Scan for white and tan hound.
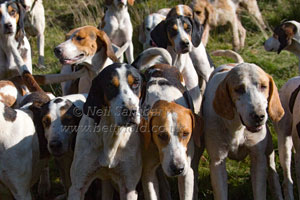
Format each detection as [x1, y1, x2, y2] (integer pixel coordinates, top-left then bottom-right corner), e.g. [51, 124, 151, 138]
[100, 0, 135, 63]
[203, 63, 284, 200]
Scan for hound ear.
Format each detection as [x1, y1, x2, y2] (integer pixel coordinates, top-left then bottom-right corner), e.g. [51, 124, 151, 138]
[96, 29, 119, 62]
[213, 76, 235, 120]
[29, 102, 51, 159]
[277, 22, 297, 54]
[139, 116, 152, 150]
[267, 74, 284, 122]
[150, 20, 169, 49]
[15, 3, 26, 45]
[190, 16, 203, 47]
[105, 0, 113, 5]
[190, 111, 203, 148]
[138, 21, 146, 44]
[128, 0, 135, 6]
[83, 76, 105, 124]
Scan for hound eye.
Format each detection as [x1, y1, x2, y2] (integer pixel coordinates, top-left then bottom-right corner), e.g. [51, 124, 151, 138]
[235, 87, 245, 94]
[131, 80, 139, 89]
[260, 85, 267, 91]
[158, 132, 169, 141]
[182, 132, 189, 138]
[9, 10, 16, 16]
[195, 11, 201, 15]
[76, 36, 84, 41]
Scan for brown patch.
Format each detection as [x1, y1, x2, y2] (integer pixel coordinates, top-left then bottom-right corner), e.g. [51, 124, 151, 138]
[266, 73, 284, 122]
[112, 76, 120, 87]
[168, 5, 193, 18]
[19, 48, 28, 62]
[127, 74, 134, 86]
[3, 105, 17, 122]
[42, 115, 51, 129]
[0, 94, 16, 107]
[173, 24, 178, 31]
[67, 26, 118, 62]
[7, 5, 19, 22]
[128, 0, 135, 6]
[22, 71, 44, 93]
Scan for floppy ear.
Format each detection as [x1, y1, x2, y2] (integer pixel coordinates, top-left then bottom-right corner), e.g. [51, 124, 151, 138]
[29, 102, 51, 159]
[190, 16, 203, 47]
[139, 116, 152, 150]
[190, 111, 203, 148]
[213, 76, 235, 120]
[267, 74, 284, 122]
[83, 77, 105, 125]
[128, 0, 135, 6]
[105, 0, 113, 5]
[96, 29, 119, 62]
[277, 23, 297, 54]
[15, 3, 26, 46]
[138, 22, 146, 44]
[150, 20, 169, 49]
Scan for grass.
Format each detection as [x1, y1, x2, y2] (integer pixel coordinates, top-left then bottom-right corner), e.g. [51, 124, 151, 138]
[28, 0, 300, 199]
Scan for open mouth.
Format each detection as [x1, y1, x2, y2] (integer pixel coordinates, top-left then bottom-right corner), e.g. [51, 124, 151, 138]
[60, 53, 85, 65]
[239, 115, 263, 133]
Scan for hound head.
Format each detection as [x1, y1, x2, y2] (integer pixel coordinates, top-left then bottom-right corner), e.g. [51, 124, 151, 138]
[54, 26, 118, 65]
[213, 63, 284, 132]
[140, 100, 202, 177]
[190, 0, 215, 26]
[264, 21, 300, 54]
[83, 63, 143, 126]
[139, 13, 166, 49]
[105, 0, 135, 8]
[0, 1, 25, 41]
[151, 5, 203, 53]
[39, 95, 86, 157]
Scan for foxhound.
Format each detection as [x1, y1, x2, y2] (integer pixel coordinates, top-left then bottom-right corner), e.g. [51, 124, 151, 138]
[68, 63, 143, 200]
[0, 0, 32, 79]
[100, 0, 135, 63]
[273, 77, 300, 200]
[203, 63, 284, 200]
[140, 64, 202, 200]
[191, 0, 246, 50]
[54, 26, 119, 95]
[20, 0, 45, 69]
[150, 5, 204, 114]
[264, 20, 300, 73]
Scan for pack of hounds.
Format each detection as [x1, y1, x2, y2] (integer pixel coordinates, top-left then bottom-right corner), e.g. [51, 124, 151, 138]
[0, 0, 299, 199]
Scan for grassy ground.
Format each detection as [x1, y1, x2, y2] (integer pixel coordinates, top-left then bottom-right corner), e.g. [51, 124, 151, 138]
[29, 0, 300, 199]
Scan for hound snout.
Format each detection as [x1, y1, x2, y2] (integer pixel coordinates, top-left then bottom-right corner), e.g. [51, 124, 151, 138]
[121, 106, 139, 125]
[250, 112, 265, 123]
[49, 140, 63, 156]
[4, 23, 13, 33]
[54, 47, 63, 58]
[170, 162, 185, 176]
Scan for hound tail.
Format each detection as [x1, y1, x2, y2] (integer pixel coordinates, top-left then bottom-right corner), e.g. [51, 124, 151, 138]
[211, 50, 244, 63]
[132, 47, 172, 72]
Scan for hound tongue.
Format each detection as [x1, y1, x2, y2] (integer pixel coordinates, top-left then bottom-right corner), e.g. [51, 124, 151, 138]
[246, 125, 263, 133]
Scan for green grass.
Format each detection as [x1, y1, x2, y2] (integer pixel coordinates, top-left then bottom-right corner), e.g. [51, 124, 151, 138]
[28, 0, 300, 199]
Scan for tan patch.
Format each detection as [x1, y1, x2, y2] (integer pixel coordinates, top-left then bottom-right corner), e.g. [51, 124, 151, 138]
[283, 23, 296, 39]
[167, 32, 175, 48]
[42, 115, 51, 128]
[127, 74, 134, 86]
[183, 23, 188, 30]
[128, 0, 135, 6]
[173, 24, 178, 31]
[7, 5, 19, 23]
[0, 94, 16, 107]
[59, 105, 69, 117]
[112, 76, 120, 87]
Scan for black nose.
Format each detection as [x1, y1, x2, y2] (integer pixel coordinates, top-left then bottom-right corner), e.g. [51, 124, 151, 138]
[54, 47, 62, 57]
[251, 112, 265, 123]
[49, 140, 62, 150]
[180, 40, 189, 48]
[170, 162, 184, 176]
[4, 23, 12, 29]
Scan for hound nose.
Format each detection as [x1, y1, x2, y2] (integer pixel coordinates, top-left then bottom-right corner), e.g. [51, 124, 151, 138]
[4, 23, 12, 29]
[49, 140, 62, 150]
[170, 162, 184, 176]
[251, 112, 265, 123]
[54, 47, 62, 57]
[180, 40, 189, 48]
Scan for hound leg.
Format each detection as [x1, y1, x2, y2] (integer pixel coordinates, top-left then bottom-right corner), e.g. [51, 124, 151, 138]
[125, 41, 134, 64]
[278, 131, 294, 200]
[230, 16, 241, 51]
[267, 151, 283, 200]
[142, 164, 160, 200]
[157, 166, 172, 200]
[250, 150, 267, 200]
[243, 0, 267, 30]
[68, 148, 99, 200]
[37, 167, 51, 199]
[237, 19, 246, 49]
[210, 158, 228, 200]
[37, 33, 45, 69]
[178, 167, 194, 200]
